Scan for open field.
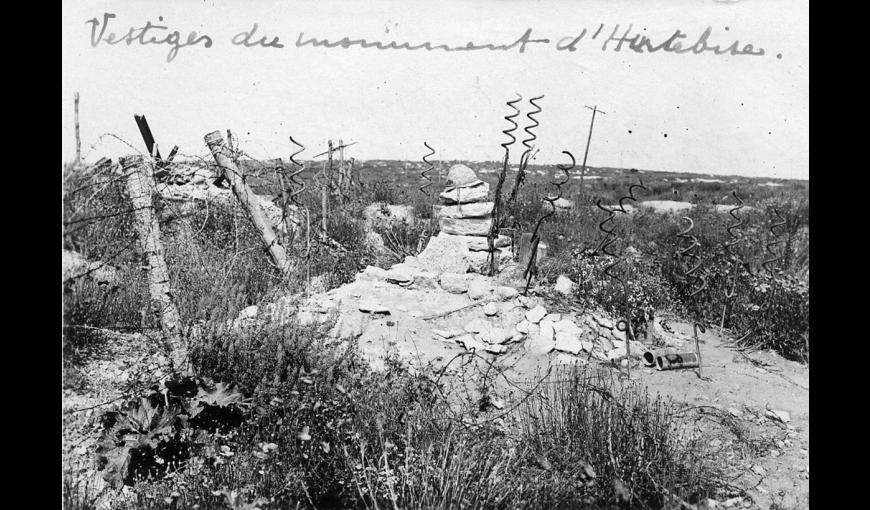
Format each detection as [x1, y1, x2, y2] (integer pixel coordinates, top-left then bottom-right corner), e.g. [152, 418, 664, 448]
[63, 151, 808, 510]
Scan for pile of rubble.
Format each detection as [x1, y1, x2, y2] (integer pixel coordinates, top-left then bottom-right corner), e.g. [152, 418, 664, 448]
[230, 163, 693, 370]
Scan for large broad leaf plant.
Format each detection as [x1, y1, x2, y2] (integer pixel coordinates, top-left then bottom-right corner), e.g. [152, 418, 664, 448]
[95, 376, 248, 488]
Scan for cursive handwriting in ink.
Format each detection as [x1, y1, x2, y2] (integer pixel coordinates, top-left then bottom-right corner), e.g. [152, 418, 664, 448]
[601, 24, 764, 56]
[232, 23, 284, 48]
[556, 28, 587, 52]
[85, 12, 213, 62]
[295, 28, 549, 53]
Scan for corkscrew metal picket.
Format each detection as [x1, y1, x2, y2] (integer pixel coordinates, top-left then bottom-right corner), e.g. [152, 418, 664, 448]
[595, 179, 647, 377]
[420, 142, 436, 196]
[487, 94, 523, 275]
[285, 136, 312, 290]
[617, 179, 646, 214]
[523, 150, 573, 292]
[677, 216, 707, 378]
[762, 206, 786, 274]
[287, 136, 307, 207]
[720, 190, 745, 328]
[508, 95, 544, 206]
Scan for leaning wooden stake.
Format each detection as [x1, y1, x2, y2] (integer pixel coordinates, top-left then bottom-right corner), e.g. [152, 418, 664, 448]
[204, 131, 291, 275]
[120, 155, 185, 365]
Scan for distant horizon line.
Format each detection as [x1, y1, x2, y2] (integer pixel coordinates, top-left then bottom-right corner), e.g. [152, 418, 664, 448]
[64, 155, 808, 182]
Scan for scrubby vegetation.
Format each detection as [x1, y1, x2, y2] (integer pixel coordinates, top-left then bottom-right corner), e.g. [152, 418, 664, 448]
[66, 320, 733, 509]
[63, 158, 807, 508]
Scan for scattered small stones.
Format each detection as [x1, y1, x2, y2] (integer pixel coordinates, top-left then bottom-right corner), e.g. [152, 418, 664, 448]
[455, 334, 486, 352]
[361, 266, 388, 280]
[553, 319, 585, 354]
[358, 301, 390, 314]
[552, 197, 574, 210]
[538, 319, 556, 343]
[494, 286, 519, 300]
[554, 275, 575, 295]
[464, 318, 489, 334]
[484, 343, 507, 354]
[467, 280, 492, 300]
[766, 409, 791, 424]
[515, 320, 531, 334]
[440, 273, 469, 294]
[517, 296, 534, 308]
[526, 305, 547, 324]
[238, 305, 259, 320]
[526, 325, 556, 354]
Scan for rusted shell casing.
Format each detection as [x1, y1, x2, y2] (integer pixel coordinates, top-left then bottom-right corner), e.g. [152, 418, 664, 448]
[655, 352, 700, 371]
[642, 347, 678, 367]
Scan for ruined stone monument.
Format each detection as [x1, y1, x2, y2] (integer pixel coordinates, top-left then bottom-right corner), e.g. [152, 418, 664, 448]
[417, 164, 512, 273]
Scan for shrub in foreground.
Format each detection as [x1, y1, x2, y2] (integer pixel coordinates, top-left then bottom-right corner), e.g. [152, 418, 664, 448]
[68, 318, 732, 509]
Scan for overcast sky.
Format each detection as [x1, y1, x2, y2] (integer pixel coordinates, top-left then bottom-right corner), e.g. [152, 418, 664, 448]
[61, 0, 808, 179]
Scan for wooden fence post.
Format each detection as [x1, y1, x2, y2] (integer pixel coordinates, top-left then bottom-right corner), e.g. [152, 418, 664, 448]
[74, 92, 82, 166]
[120, 155, 184, 363]
[204, 131, 292, 275]
[321, 147, 329, 235]
[337, 138, 345, 196]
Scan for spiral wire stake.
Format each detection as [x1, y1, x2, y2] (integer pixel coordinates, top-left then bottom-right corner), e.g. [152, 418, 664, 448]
[720, 190, 746, 329]
[523, 151, 573, 293]
[677, 216, 708, 379]
[285, 135, 312, 296]
[508, 95, 544, 208]
[594, 179, 647, 377]
[762, 206, 786, 275]
[420, 142, 436, 197]
[487, 93, 522, 275]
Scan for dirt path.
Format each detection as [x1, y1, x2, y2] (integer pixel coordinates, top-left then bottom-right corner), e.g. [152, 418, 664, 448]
[633, 322, 809, 509]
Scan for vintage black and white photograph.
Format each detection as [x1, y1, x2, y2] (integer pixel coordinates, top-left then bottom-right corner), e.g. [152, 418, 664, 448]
[62, 1, 809, 508]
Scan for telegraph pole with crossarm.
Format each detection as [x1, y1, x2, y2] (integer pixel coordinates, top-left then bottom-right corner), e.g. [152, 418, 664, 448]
[579, 105, 606, 193]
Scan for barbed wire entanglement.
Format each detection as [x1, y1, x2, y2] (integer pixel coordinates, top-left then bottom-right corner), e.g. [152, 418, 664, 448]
[487, 93, 522, 276]
[63, 130, 355, 346]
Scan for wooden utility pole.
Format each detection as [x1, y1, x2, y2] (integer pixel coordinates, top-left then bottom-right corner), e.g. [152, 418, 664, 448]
[579, 105, 606, 192]
[74, 93, 82, 166]
[204, 131, 291, 274]
[120, 155, 184, 363]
